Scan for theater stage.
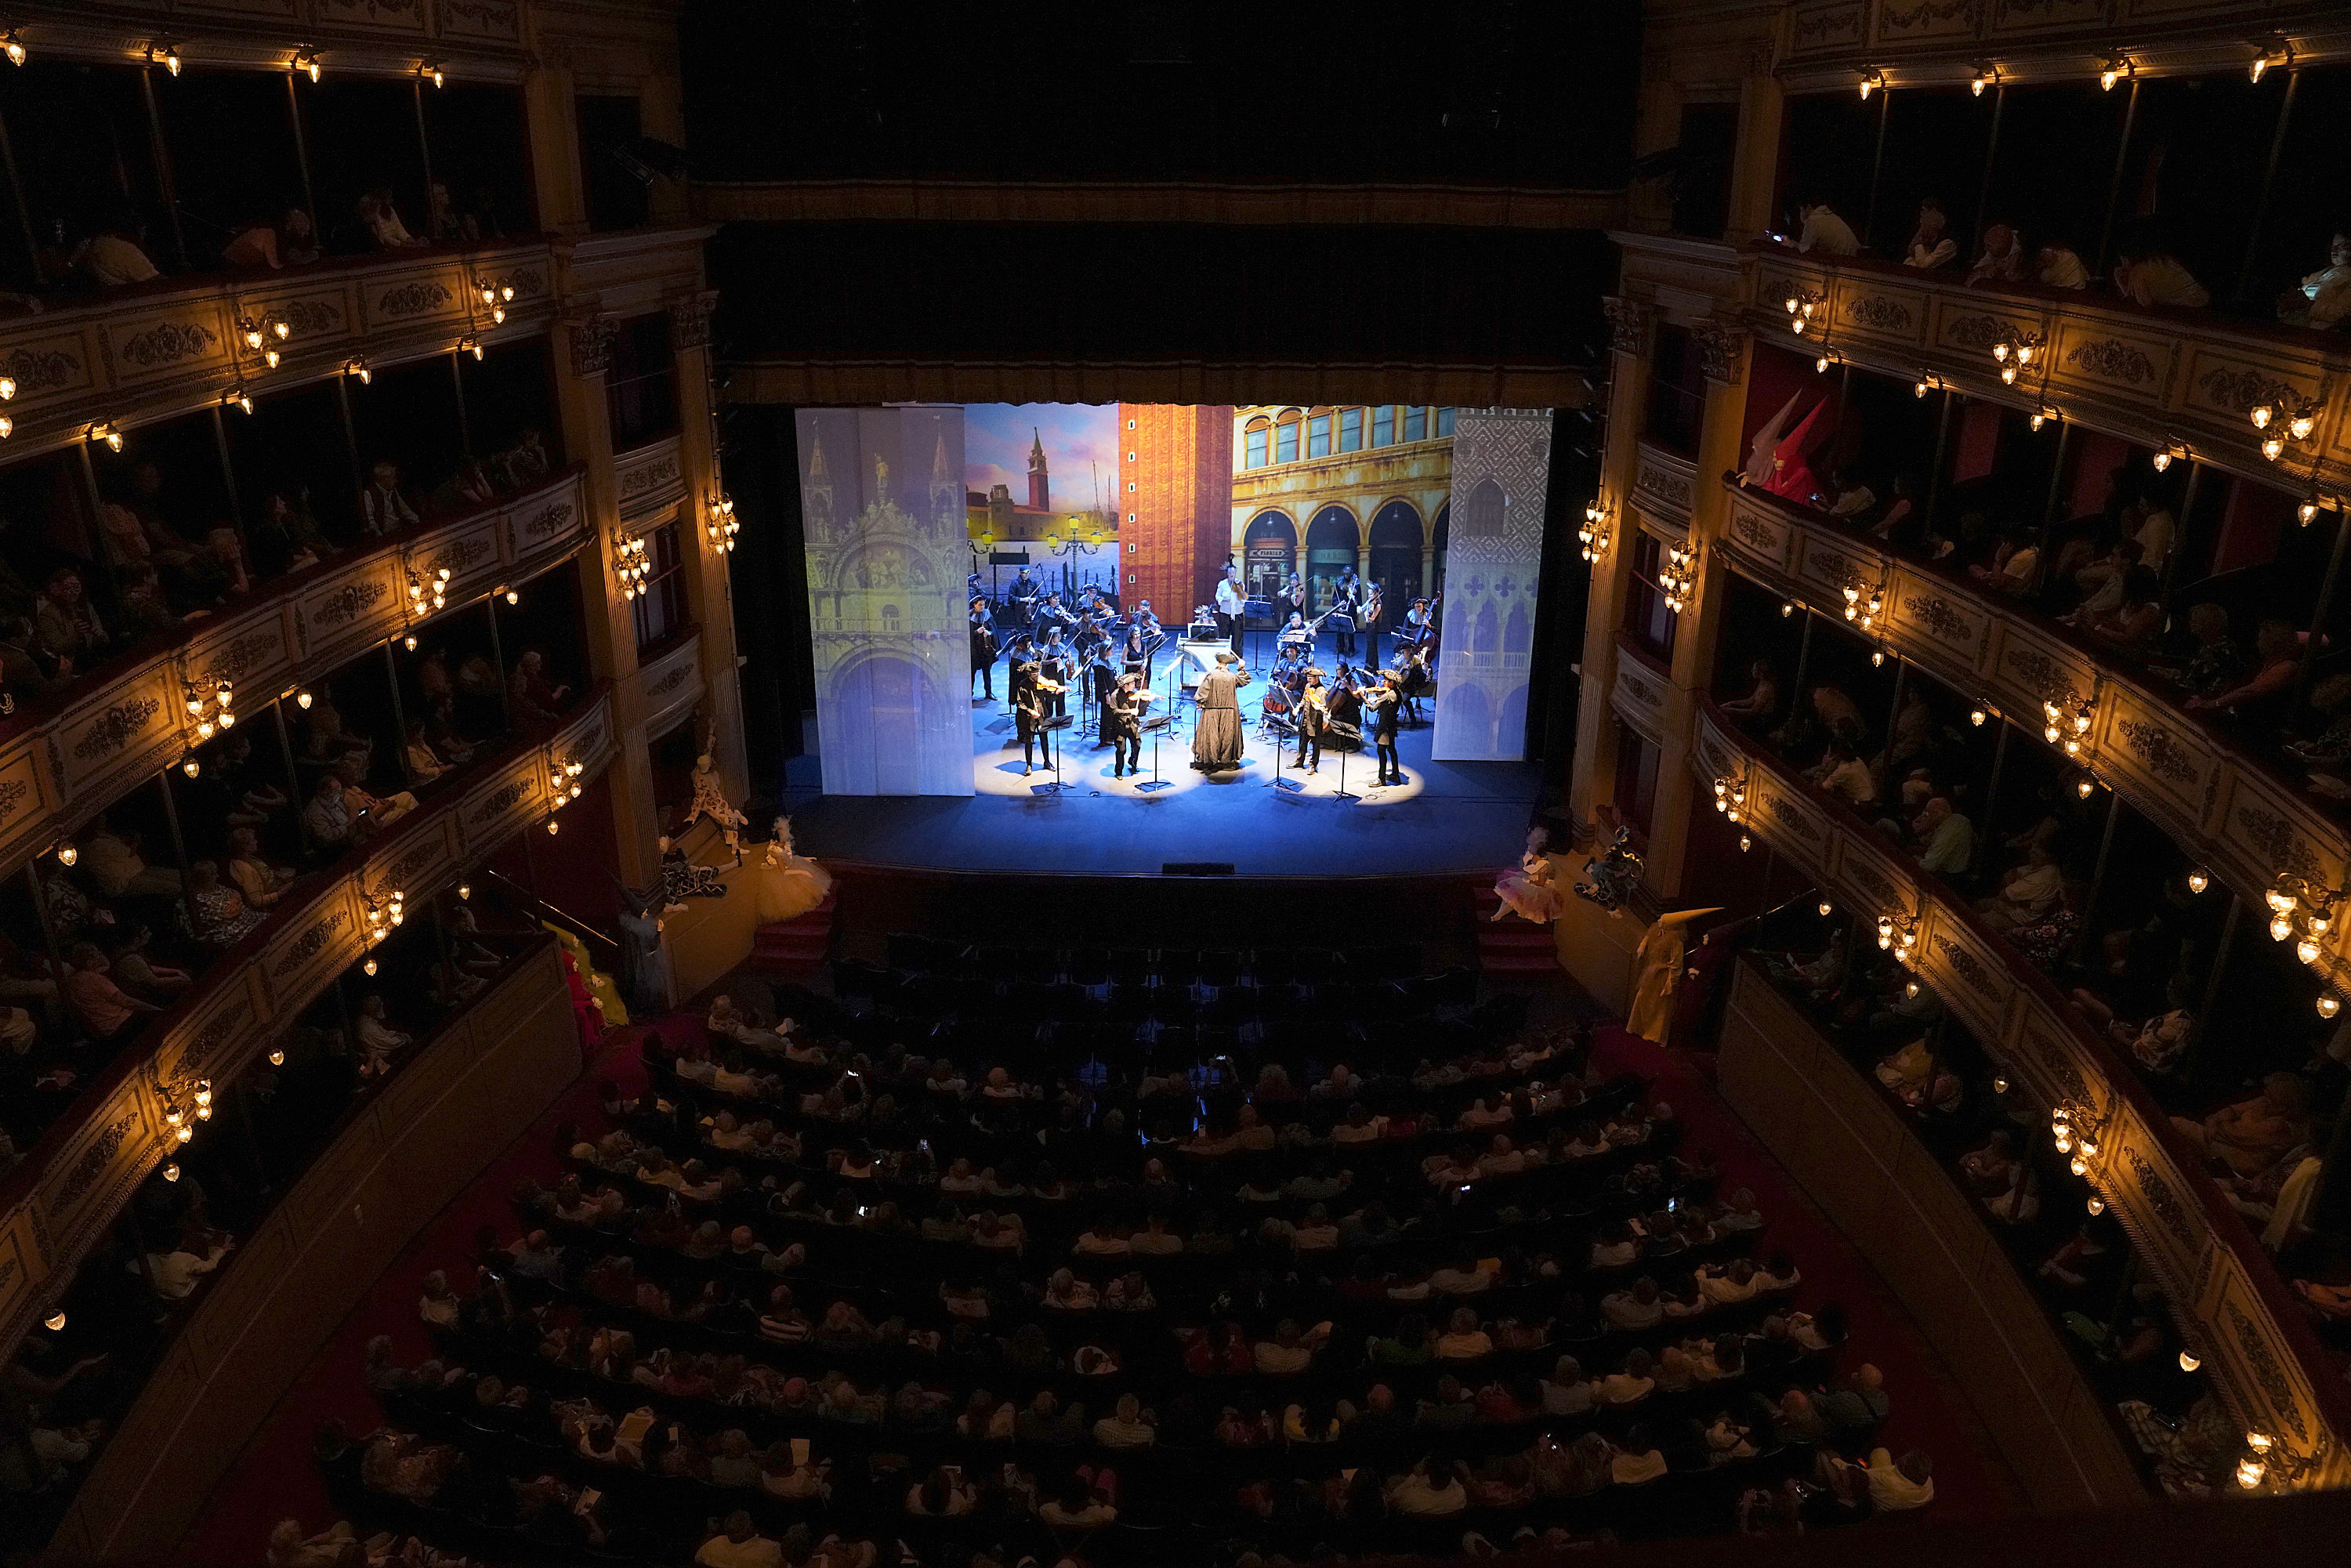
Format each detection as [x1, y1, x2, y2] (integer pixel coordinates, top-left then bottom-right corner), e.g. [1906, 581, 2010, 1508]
[781, 670, 1544, 878]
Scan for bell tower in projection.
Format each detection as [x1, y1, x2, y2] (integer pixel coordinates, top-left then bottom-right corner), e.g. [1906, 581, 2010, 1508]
[1118, 404, 1234, 623]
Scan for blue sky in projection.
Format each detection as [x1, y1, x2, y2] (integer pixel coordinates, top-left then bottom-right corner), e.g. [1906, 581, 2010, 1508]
[964, 404, 1121, 512]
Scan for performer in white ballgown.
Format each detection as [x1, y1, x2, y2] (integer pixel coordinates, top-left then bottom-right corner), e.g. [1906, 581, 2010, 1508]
[757, 815, 833, 923]
[1493, 828, 1566, 924]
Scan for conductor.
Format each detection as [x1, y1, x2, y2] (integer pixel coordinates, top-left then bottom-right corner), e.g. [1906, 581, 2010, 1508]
[1188, 649, 1251, 772]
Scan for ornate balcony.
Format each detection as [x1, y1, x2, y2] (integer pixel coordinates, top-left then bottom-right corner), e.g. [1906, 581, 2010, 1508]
[1745, 248, 2351, 493]
[0, 465, 589, 885]
[1692, 692, 2351, 1489]
[0, 238, 560, 458]
[1780, 1, 2351, 89]
[0, 682, 617, 1359]
[1714, 475, 2351, 990]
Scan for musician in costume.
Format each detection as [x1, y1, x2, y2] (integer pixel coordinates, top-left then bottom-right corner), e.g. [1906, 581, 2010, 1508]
[1087, 645, 1122, 741]
[1122, 617, 1158, 679]
[1328, 665, 1363, 733]
[1009, 661, 1050, 776]
[1366, 669, 1406, 784]
[1188, 649, 1250, 772]
[1277, 610, 1313, 657]
[1213, 567, 1245, 652]
[1295, 667, 1328, 774]
[1106, 673, 1144, 778]
[1007, 567, 1041, 628]
[1036, 627, 1073, 719]
[1330, 567, 1364, 657]
[1400, 597, 1435, 650]
[969, 597, 999, 700]
[1281, 570, 1306, 621]
[1035, 590, 1076, 640]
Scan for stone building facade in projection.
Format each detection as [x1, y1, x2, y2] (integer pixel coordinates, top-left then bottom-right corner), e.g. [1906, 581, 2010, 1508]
[795, 407, 973, 795]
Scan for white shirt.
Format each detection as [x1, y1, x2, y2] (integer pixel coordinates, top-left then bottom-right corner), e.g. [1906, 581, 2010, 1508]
[1215, 578, 1243, 615]
[1797, 208, 1859, 256]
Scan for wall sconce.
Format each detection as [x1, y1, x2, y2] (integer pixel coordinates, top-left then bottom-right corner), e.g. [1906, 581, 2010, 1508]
[1875, 910, 1918, 965]
[1578, 499, 1612, 564]
[2030, 404, 2057, 433]
[183, 674, 234, 743]
[294, 46, 321, 83]
[707, 493, 741, 553]
[2150, 440, 2186, 473]
[88, 421, 123, 453]
[3, 32, 25, 68]
[616, 532, 650, 599]
[1913, 371, 1940, 399]
[2249, 38, 2292, 85]
[1784, 289, 1828, 336]
[407, 565, 449, 614]
[420, 60, 445, 89]
[1658, 539, 1699, 614]
[1841, 574, 1885, 632]
[2265, 874, 2346, 972]
[551, 755, 585, 803]
[1969, 697, 1998, 727]
[2041, 690, 2095, 755]
[2186, 867, 2209, 895]
[458, 334, 484, 360]
[1813, 346, 1839, 375]
[225, 386, 255, 416]
[476, 277, 516, 325]
[150, 39, 182, 77]
[1970, 63, 2000, 97]
[344, 357, 371, 385]
[364, 886, 406, 946]
[1712, 769, 1749, 824]
[2100, 53, 2132, 91]
[1858, 67, 1883, 100]
[2249, 392, 2320, 462]
[1990, 330, 2043, 386]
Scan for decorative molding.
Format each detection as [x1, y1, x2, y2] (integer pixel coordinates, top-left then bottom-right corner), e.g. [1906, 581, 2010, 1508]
[70, 697, 161, 762]
[2065, 336, 2160, 387]
[375, 281, 455, 320]
[117, 322, 218, 368]
[1690, 320, 1747, 386]
[567, 314, 620, 378]
[273, 910, 348, 977]
[1602, 295, 1657, 358]
[2, 345, 80, 394]
[310, 580, 389, 629]
[2116, 717, 2198, 786]
[668, 288, 720, 351]
[1843, 295, 1914, 333]
[53, 1116, 134, 1210]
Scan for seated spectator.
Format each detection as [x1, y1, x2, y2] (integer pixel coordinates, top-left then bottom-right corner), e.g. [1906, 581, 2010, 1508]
[1967, 527, 2040, 596]
[1908, 795, 1974, 875]
[1867, 1447, 1936, 1512]
[187, 860, 266, 947]
[357, 188, 429, 251]
[335, 760, 418, 836]
[1385, 1458, 1469, 1515]
[2174, 603, 2244, 699]
[227, 827, 298, 910]
[1966, 222, 2027, 286]
[1597, 1349, 1656, 1404]
[2113, 235, 2209, 309]
[694, 1511, 782, 1568]
[2276, 228, 2351, 330]
[1821, 1363, 1891, 1432]
[1094, 1392, 1157, 1448]
[223, 208, 320, 269]
[64, 940, 160, 1043]
[0, 614, 71, 704]
[1610, 1427, 1669, 1485]
[359, 460, 420, 536]
[141, 1229, 233, 1299]
[403, 720, 453, 785]
[35, 568, 106, 668]
[2074, 976, 2197, 1075]
[304, 773, 354, 849]
[1900, 197, 1955, 270]
[2085, 566, 2164, 652]
[107, 924, 189, 1003]
[78, 814, 181, 899]
[509, 649, 572, 728]
[1719, 658, 1779, 731]
[114, 563, 176, 641]
[1976, 842, 2063, 932]
[2173, 1074, 2312, 1179]
[72, 216, 161, 286]
[498, 427, 555, 490]
[2036, 239, 2089, 289]
[1795, 196, 1859, 257]
[2186, 619, 2298, 717]
[356, 994, 413, 1080]
[1807, 741, 1878, 806]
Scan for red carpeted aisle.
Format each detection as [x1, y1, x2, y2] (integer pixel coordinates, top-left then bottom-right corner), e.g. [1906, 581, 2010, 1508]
[179, 1019, 673, 1564]
[1589, 1023, 2019, 1517]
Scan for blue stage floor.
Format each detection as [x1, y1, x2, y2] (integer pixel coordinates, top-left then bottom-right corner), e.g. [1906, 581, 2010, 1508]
[782, 679, 1543, 878]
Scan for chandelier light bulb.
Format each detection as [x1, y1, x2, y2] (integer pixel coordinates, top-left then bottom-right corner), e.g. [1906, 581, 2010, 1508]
[2070, 1154, 2088, 1177]
[1970, 705, 1987, 726]
[2272, 913, 2296, 943]
[44, 1309, 63, 1331]
[2187, 868, 2208, 894]
[165, 1162, 180, 1182]
[4, 33, 25, 68]
[1817, 900, 1832, 918]
[2320, 994, 2342, 1019]
[2298, 936, 2321, 965]
[1992, 1077, 2009, 1095]
[183, 757, 200, 778]
[270, 1048, 285, 1066]
[2179, 1349, 2200, 1372]
[2152, 449, 2171, 472]
[364, 958, 378, 976]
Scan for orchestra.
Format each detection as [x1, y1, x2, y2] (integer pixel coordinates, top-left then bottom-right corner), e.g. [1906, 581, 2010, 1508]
[970, 561, 1439, 789]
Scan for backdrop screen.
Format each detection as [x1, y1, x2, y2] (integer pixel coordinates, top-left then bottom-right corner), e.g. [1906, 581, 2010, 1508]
[793, 404, 1551, 792]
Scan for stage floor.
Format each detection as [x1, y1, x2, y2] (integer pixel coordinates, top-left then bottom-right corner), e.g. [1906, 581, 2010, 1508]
[782, 664, 1543, 878]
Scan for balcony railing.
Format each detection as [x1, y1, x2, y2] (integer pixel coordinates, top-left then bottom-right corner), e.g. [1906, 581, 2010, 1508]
[0, 237, 560, 458]
[1780, 1, 2351, 86]
[0, 684, 618, 1360]
[1715, 474, 2351, 982]
[1691, 693, 2351, 1488]
[0, 465, 589, 887]
[1746, 248, 2351, 492]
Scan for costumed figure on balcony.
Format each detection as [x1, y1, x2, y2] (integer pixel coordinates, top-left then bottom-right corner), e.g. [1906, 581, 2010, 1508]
[1626, 904, 1725, 1045]
[688, 725, 748, 863]
[1492, 827, 1566, 925]
[757, 815, 834, 924]
[1574, 807, 1646, 914]
[657, 835, 727, 912]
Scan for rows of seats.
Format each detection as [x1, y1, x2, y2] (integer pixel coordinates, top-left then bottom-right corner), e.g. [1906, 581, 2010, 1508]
[321, 943, 1927, 1568]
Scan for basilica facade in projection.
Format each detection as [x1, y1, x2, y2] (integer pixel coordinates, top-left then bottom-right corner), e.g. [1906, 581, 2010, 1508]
[796, 407, 974, 795]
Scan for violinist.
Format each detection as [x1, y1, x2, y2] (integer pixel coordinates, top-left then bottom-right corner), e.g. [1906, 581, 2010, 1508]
[1036, 628, 1074, 719]
[1105, 673, 1145, 778]
[1009, 661, 1055, 777]
[1295, 667, 1329, 775]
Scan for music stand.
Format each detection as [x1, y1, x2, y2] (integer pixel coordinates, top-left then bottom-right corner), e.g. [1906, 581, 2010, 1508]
[1034, 714, 1078, 796]
[1330, 731, 1360, 802]
[1137, 714, 1175, 793]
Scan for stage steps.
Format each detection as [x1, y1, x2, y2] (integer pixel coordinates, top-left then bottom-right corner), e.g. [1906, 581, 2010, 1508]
[1472, 884, 1560, 978]
[751, 892, 839, 979]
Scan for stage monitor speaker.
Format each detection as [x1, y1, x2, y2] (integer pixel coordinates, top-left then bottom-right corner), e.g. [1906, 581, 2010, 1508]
[1161, 862, 1235, 876]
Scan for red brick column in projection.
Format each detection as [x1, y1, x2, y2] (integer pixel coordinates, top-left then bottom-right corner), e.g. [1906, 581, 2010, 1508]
[1118, 404, 1234, 624]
